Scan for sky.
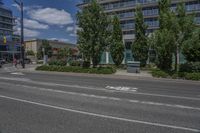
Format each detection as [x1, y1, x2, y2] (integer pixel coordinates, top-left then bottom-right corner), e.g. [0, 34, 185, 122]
[3, 0, 82, 44]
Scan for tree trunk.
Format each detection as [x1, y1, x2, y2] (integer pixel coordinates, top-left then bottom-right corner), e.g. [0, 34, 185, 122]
[175, 53, 177, 72]
[177, 46, 180, 72]
[175, 44, 179, 72]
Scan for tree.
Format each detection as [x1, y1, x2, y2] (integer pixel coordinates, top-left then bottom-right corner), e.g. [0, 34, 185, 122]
[110, 15, 124, 66]
[132, 5, 148, 67]
[182, 28, 200, 62]
[158, 0, 171, 30]
[173, 2, 195, 71]
[148, 0, 175, 71]
[77, 0, 111, 67]
[57, 47, 72, 60]
[150, 29, 175, 70]
[38, 40, 52, 59]
[149, 0, 197, 71]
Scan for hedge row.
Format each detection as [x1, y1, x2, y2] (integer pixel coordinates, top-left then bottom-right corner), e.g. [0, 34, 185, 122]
[151, 69, 170, 78]
[48, 60, 67, 66]
[151, 69, 200, 80]
[36, 65, 116, 74]
[179, 62, 200, 73]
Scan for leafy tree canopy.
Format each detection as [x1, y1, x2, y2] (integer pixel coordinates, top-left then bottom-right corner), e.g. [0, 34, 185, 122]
[110, 15, 124, 66]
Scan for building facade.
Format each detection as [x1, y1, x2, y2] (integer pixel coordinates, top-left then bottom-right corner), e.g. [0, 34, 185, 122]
[0, 0, 20, 61]
[78, 0, 200, 64]
[0, 0, 13, 35]
[25, 39, 77, 59]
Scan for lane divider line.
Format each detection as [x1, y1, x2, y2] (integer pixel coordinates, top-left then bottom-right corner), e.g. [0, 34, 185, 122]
[0, 95, 199, 133]
[2, 83, 200, 111]
[0, 77, 200, 101]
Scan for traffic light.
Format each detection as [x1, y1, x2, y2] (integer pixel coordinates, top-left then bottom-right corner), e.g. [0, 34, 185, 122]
[3, 36, 6, 44]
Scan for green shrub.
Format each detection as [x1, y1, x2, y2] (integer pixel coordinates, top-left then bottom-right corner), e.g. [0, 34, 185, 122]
[37, 60, 43, 64]
[179, 62, 200, 73]
[177, 72, 185, 78]
[48, 60, 67, 66]
[82, 61, 90, 68]
[36, 65, 116, 74]
[70, 60, 81, 66]
[172, 73, 179, 79]
[185, 73, 200, 81]
[26, 50, 35, 56]
[151, 69, 169, 78]
[150, 68, 200, 80]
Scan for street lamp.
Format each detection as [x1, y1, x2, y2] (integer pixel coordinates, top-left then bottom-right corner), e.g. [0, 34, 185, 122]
[14, 0, 25, 68]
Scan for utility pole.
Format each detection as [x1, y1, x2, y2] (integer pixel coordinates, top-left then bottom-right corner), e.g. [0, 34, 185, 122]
[14, 0, 25, 68]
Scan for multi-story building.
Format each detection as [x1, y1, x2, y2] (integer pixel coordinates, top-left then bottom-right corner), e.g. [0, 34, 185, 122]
[78, 0, 200, 64]
[0, 0, 13, 35]
[0, 0, 20, 61]
[25, 39, 78, 60]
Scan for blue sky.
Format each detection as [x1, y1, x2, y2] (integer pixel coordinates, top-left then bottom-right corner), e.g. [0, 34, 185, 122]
[3, 0, 81, 44]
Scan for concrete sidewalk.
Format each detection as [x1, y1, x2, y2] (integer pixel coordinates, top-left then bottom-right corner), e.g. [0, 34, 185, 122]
[1, 63, 39, 73]
[21, 65, 152, 78]
[19, 64, 40, 71]
[115, 69, 152, 78]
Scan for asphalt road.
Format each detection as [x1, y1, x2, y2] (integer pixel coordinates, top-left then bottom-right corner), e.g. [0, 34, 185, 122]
[0, 70, 200, 133]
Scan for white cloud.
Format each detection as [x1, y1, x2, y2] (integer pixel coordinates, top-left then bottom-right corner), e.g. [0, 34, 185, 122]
[66, 25, 78, 37]
[27, 7, 73, 25]
[69, 33, 77, 37]
[14, 18, 42, 38]
[15, 27, 40, 38]
[24, 28, 40, 37]
[24, 19, 49, 29]
[49, 38, 69, 42]
[66, 26, 74, 32]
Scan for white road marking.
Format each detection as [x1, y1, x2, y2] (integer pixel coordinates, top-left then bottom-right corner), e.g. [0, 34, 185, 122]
[106, 86, 138, 92]
[0, 77, 30, 82]
[15, 84, 120, 102]
[0, 76, 199, 101]
[11, 72, 24, 75]
[3, 83, 200, 111]
[133, 92, 200, 101]
[128, 100, 200, 111]
[0, 95, 199, 132]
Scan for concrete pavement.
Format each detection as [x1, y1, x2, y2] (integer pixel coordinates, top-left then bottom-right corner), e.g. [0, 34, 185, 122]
[0, 70, 200, 133]
[115, 69, 152, 78]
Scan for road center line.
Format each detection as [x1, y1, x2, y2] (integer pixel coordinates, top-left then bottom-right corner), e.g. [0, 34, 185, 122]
[3, 83, 200, 111]
[0, 77, 199, 101]
[0, 95, 199, 132]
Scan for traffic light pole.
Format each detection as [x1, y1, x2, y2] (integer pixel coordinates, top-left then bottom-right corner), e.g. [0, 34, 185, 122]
[14, 0, 25, 68]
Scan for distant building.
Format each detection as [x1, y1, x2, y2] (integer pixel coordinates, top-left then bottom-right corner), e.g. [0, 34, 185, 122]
[77, 0, 200, 64]
[0, 0, 13, 35]
[25, 39, 78, 58]
[0, 0, 20, 61]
